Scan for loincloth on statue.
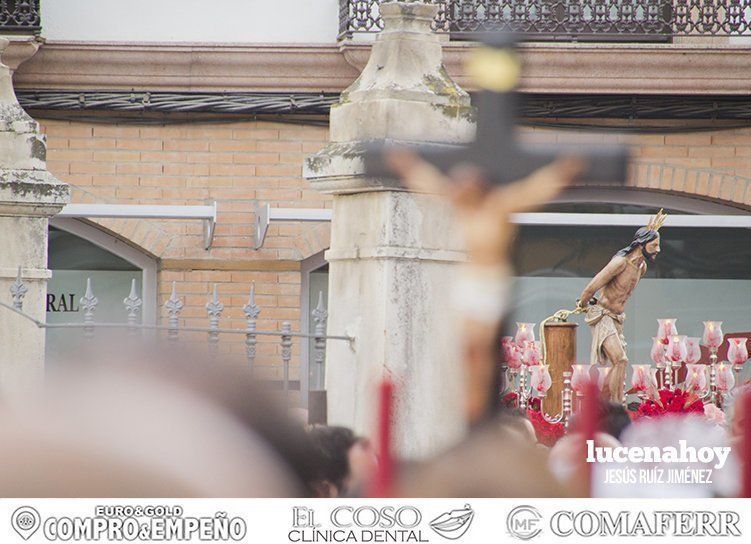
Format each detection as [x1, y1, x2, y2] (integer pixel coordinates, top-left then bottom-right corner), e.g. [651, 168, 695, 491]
[585, 304, 627, 366]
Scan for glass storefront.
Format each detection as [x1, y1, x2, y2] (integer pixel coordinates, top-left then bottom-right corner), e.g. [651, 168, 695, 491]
[507, 204, 751, 381]
[46, 226, 142, 356]
[46, 204, 750, 386]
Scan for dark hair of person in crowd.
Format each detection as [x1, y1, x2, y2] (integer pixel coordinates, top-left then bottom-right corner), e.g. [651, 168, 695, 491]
[599, 401, 632, 440]
[569, 400, 632, 441]
[144, 356, 321, 496]
[308, 425, 360, 497]
[396, 419, 569, 497]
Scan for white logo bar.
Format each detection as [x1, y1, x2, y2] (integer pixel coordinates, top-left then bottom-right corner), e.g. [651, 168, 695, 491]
[0, 499, 746, 543]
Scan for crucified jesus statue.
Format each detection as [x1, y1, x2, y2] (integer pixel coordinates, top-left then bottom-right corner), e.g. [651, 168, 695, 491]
[577, 210, 666, 402]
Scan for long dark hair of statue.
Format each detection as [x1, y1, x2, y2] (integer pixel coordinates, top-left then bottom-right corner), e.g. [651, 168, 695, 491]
[615, 227, 659, 257]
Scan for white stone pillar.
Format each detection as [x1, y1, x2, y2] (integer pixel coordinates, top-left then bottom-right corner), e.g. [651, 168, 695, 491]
[0, 37, 69, 404]
[304, 2, 475, 459]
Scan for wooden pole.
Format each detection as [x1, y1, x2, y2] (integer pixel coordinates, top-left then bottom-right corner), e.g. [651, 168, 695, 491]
[543, 322, 578, 416]
[370, 379, 394, 498]
[581, 380, 600, 498]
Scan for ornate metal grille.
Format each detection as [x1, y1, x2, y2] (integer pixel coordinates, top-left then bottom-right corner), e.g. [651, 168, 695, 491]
[2, 269, 353, 409]
[338, 0, 751, 40]
[0, 0, 40, 33]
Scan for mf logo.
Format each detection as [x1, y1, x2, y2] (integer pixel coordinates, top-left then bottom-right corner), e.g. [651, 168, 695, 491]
[506, 505, 543, 541]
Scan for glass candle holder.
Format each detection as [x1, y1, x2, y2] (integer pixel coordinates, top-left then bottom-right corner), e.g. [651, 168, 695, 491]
[728, 337, 749, 367]
[685, 337, 702, 365]
[515, 322, 536, 345]
[657, 318, 678, 345]
[523, 340, 542, 366]
[571, 364, 591, 394]
[684, 363, 708, 394]
[594, 366, 611, 391]
[716, 362, 735, 392]
[506, 343, 523, 371]
[501, 336, 514, 362]
[650, 337, 666, 366]
[631, 364, 653, 393]
[666, 335, 688, 364]
[529, 365, 552, 396]
[702, 321, 724, 350]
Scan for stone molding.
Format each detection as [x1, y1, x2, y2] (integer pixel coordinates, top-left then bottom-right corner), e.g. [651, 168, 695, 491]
[13, 40, 751, 95]
[0, 267, 50, 279]
[14, 42, 359, 93]
[2, 35, 43, 72]
[344, 41, 751, 95]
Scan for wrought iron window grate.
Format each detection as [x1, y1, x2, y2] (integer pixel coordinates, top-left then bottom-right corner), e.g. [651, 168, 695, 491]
[0, 0, 40, 34]
[338, 0, 751, 40]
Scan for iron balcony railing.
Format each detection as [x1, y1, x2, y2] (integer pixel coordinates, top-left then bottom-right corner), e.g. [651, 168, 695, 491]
[339, 0, 751, 41]
[0, 0, 40, 34]
[2, 268, 353, 405]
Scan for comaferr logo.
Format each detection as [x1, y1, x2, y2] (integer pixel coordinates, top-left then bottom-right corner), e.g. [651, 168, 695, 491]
[505, 506, 743, 539]
[506, 505, 543, 541]
[551, 510, 741, 537]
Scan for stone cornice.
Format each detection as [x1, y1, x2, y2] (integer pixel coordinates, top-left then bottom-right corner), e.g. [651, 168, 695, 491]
[495, 42, 751, 95]
[13, 41, 360, 93]
[12, 40, 751, 95]
[2, 35, 43, 72]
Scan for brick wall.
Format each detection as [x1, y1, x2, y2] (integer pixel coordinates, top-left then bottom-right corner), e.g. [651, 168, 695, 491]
[39, 117, 751, 383]
[41, 118, 333, 383]
[42, 119, 331, 259]
[521, 125, 751, 174]
[519, 124, 751, 207]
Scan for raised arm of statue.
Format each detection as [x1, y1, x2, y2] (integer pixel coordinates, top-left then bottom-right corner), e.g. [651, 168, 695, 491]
[578, 256, 626, 307]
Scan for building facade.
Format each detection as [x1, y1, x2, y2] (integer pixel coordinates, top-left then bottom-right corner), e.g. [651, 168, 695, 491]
[6, 0, 751, 413]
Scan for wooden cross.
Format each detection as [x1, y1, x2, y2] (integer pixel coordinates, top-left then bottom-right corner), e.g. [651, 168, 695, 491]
[366, 33, 628, 186]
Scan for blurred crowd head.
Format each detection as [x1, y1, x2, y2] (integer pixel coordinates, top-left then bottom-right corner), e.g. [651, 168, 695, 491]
[0, 339, 568, 498]
[0, 339, 746, 498]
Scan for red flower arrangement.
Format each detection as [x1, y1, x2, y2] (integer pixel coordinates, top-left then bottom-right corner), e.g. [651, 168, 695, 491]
[501, 392, 563, 446]
[500, 391, 518, 409]
[527, 408, 566, 447]
[635, 388, 705, 420]
[500, 391, 542, 412]
[527, 397, 541, 412]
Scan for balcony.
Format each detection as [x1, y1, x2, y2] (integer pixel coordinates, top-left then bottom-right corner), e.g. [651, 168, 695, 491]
[338, 0, 751, 41]
[0, 0, 40, 34]
[8, 1, 751, 98]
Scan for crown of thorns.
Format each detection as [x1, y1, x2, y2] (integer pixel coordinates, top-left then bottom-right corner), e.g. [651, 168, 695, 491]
[646, 208, 667, 232]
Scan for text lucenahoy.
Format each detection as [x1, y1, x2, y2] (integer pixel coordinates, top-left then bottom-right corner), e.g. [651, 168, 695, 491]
[586, 440, 730, 469]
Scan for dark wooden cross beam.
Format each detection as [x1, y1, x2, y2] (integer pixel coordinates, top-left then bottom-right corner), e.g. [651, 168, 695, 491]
[366, 33, 628, 186]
